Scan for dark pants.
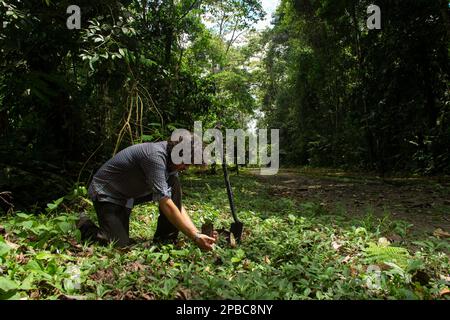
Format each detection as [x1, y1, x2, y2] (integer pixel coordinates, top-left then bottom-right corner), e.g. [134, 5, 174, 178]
[79, 175, 182, 247]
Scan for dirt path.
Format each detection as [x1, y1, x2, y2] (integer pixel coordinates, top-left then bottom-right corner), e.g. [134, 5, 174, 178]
[248, 168, 450, 235]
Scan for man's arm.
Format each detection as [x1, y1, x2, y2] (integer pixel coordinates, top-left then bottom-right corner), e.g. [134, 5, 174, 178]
[159, 197, 216, 251]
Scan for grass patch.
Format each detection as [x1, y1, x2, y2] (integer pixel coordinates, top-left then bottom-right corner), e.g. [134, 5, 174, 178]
[0, 172, 448, 300]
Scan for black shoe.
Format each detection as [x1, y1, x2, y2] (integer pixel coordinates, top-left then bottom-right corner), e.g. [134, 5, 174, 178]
[76, 214, 102, 244]
[128, 238, 138, 246]
[76, 213, 91, 229]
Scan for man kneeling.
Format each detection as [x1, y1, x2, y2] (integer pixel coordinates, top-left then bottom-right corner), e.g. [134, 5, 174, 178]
[77, 133, 216, 251]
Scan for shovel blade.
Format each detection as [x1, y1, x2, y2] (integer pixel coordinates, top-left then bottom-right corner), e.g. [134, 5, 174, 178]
[230, 221, 244, 243]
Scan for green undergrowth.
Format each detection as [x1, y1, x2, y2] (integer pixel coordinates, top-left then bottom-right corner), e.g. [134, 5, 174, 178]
[0, 172, 448, 300]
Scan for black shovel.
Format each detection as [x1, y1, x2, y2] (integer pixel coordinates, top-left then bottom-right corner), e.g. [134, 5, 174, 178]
[222, 156, 243, 243]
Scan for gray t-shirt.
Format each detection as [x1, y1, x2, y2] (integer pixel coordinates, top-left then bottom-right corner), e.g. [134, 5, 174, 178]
[88, 141, 176, 208]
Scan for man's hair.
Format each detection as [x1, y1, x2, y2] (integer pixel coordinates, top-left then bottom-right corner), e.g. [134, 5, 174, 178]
[167, 131, 204, 166]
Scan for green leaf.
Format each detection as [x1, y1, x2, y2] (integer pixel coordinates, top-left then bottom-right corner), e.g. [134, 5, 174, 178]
[1, 292, 22, 300]
[58, 221, 73, 233]
[161, 278, 178, 295]
[89, 55, 99, 71]
[47, 197, 65, 211]
[303, 288, 311, 297]
[0, 242, 10, 257]
[35, 252, 54, 260]
[19, 275, 35, 290]
[19, 220, 34, 229]
[25, 260, 42, 272]
[231, 249, 245, 263]
[231, 256, 242, 263]
[16, 212, 30, 219]
[407, 259, 424, 273]
[47, 204, 57, 210]
[141, 134, 155, 142]
[63, 278, 75, 293]
[139, 55, 156, 67]
[0, 277, 18, 292]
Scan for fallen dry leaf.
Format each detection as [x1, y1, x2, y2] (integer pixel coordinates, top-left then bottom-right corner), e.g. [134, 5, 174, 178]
[90, 268, 115, 283]
[263, 255, 271, 265]
[439, 288, 450, 297]
[16, 253, 28, 264]
[176, 288, 193, 300]
[6, 240, 19, 250]
[142, 293, 155, 300]
[242, 259, 251, 270]
[387, 234, 403, 243]
[379, 263, 392, 271]
[332, 241, 342, 251]
[77, 246, 94, 258]
[433, 228, 450, 239]
[342, 255, 351, 263]
[125, 261, 146, 272]
[123, 291, 137, 300]
[30, 290, 40, 299]
[68, 238, 83, 249]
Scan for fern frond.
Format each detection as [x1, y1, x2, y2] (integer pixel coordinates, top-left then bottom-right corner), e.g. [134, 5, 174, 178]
[364, 243, 411, 268]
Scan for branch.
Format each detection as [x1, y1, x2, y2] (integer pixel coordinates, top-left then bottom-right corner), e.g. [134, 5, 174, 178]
[178, 0, 202, 22]
[225, 19, 241, 55]
[230, 29, 247, 51]
[0, 191, 14, 211]
[219, 11, 226, 37]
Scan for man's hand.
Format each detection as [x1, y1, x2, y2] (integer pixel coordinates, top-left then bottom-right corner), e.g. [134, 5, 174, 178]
[159, 198, 218, 251]
[194, 233, 217, 251]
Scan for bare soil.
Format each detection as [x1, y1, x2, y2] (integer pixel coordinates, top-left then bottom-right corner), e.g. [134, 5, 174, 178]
[248, 168, 450, 235]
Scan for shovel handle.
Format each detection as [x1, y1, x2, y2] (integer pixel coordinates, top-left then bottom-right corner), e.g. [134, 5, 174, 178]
[215, 122, 239, 223]
[222, 159, 239, 223]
